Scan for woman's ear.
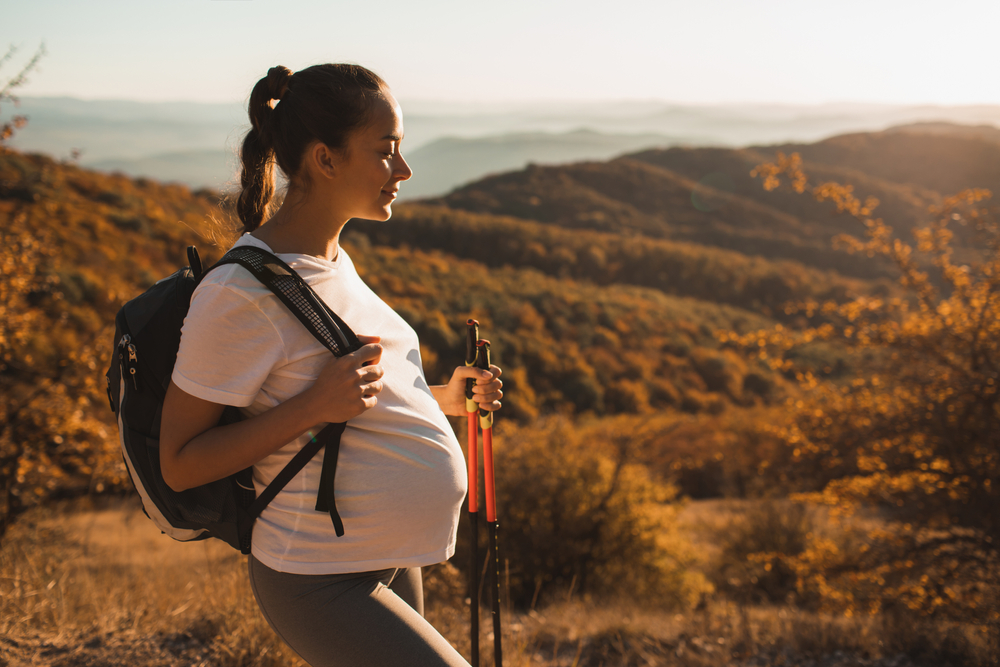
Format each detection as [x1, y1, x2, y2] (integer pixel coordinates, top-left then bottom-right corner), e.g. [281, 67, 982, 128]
[307, 142, 341, 181]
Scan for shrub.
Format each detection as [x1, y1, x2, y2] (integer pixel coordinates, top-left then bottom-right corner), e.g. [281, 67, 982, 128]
[474, 417, 709, 609]
[710, 500, 813, 604]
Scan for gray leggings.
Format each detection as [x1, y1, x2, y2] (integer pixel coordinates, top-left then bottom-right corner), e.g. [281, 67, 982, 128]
[248, 555, 470, 667]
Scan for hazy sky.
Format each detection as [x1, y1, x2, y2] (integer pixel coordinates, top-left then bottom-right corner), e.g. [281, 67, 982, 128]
[4, 0, 1000, 106]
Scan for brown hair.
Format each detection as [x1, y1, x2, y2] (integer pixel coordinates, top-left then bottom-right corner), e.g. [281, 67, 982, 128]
[236, 64, 388, 233]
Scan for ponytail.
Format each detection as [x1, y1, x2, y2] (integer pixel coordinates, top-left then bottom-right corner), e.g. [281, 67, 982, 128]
[237, 66, 292, 233]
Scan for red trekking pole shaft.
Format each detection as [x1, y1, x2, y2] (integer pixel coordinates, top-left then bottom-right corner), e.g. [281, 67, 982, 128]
[476, 339, 502, 667]
[464, 319, 480, 667]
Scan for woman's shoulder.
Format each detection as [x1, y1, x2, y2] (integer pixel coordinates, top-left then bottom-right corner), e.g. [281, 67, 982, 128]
[180, 262, 288, 373]
[187, 238, 284, 330]
[194, 234, 277, 295]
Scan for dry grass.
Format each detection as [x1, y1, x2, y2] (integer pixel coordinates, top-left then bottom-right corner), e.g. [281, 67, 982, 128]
[0, 498, 995, 667]
[0, 496, 303, 667]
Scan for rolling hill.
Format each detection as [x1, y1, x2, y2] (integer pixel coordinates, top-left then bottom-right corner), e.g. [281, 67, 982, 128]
[400, 129, 674, 199]
[390, 123, 996, 288]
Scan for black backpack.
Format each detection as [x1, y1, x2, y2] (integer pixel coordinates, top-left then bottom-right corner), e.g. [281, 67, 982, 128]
[106, 245, 360, 554]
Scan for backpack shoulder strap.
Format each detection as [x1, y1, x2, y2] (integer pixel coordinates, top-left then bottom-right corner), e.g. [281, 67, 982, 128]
[211, 245, 362, 358]
[200, 244, 358, 533]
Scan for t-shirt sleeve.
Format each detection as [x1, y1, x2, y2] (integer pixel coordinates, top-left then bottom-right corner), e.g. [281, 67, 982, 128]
[171, 279, 286, 406]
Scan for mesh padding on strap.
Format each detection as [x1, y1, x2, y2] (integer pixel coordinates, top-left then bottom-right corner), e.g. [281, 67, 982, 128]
[216, 246, 360, 358]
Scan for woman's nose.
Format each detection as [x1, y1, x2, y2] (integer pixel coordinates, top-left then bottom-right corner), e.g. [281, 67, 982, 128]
[395, 153, 412, 181]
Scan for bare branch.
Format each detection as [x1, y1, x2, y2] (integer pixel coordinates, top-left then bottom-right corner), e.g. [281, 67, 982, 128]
[0, 42, 47, 101]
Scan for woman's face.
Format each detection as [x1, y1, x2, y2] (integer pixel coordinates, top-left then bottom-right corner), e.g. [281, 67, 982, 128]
[334, 92, 412, 222]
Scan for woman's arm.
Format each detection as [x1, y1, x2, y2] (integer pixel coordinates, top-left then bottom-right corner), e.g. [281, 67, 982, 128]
[430, 365, 503, 417]
[160, 338, 384, 492]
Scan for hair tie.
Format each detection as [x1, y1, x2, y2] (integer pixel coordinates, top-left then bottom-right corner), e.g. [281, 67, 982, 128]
[267, 66, 293, 102]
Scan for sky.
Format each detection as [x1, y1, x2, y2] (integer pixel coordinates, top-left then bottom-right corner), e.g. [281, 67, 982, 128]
[3, 0, 1000, 107]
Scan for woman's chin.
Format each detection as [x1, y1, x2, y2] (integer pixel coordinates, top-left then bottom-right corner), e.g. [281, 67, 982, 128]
[358, 208, 393, 223]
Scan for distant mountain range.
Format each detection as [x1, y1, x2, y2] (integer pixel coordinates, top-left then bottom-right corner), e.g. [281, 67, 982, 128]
[6, 96, 1000, 196]
[88, 149, 237, 191]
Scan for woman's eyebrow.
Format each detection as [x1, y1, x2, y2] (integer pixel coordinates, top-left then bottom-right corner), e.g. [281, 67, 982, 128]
[381, 132, 403, 141]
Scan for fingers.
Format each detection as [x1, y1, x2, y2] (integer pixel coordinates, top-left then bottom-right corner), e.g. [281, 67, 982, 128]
[352, 341, 383, 367]
[472, 365, 503, 411]
[310, 336, 385, 422]
[359, 362, 384, 399]
[474, 390, 503, 410]
[452, 364, 502, 382]
[452, 365, 493, 382]
[472, 366, 503, 392]
[352, 336, 384, 393]
[447, 365, 504, 412]
[360, 363, 385, 382]
[361, 377, 384, 398]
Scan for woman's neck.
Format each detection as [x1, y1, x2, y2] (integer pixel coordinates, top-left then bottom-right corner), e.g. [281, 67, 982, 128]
[251, 195, 347, 262]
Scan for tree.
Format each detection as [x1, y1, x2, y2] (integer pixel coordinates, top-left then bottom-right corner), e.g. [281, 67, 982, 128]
[723, 153, 1000, 621]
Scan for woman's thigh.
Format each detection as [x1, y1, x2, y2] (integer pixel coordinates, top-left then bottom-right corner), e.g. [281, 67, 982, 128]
[387, 565, 424, 617]
[248, 556, 468, 667]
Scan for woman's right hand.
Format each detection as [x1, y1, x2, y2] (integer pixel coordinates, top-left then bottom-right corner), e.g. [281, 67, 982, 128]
[305, 334, 384, 423]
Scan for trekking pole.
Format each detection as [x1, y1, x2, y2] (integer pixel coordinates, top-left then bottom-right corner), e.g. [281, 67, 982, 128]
[464, 319, 480, 667]
[476, 339, 503, 667]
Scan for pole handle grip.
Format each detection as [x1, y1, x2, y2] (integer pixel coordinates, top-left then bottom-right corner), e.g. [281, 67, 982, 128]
[475, 340, 494, 428]
[465, 319, 480, 413]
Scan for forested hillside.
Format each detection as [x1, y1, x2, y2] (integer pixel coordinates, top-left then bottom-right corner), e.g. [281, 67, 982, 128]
[0, 144, 801, 529]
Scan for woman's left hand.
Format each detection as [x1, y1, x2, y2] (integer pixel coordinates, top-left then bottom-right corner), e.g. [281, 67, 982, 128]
[432, 365, 503, 417]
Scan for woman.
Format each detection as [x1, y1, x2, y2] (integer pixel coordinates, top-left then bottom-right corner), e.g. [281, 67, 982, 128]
[159, 64, 501, 667]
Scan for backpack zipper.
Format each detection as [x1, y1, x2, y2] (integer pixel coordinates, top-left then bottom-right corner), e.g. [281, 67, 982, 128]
[118, 334, 139, 391]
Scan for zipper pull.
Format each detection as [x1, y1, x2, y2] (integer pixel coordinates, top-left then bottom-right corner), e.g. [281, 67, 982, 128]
[127, 342, 139, 391]
[118, 334, 139, 392]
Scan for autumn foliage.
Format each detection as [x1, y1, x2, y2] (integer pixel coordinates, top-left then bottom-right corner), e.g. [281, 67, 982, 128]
[718, 153, 1000, 622]
[0, 147, 233, 539]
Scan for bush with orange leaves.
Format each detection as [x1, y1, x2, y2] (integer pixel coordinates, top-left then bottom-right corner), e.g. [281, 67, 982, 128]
[0, 205, 120, 545]
[720, 153, 1000, 623]
[0, 45, 125, 545]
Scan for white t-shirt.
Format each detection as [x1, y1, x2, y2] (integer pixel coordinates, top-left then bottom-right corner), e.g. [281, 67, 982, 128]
[171, 234, 467, 574]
